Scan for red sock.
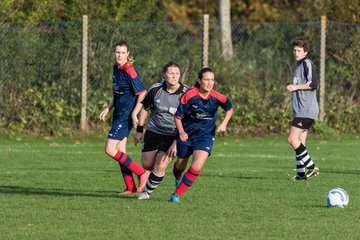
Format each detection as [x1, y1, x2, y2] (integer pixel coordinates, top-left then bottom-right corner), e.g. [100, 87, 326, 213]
[175, 167, 200, 195]
[119, 164, 136, 191]
[114, 151, 145, 176]
[173, 162, 184, 180]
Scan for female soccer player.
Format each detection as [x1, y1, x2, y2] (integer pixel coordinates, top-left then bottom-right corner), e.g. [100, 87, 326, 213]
[99, 40, 150, 194]
[134, 61, 188, 200]
[169, 67, 233, 203]
[286, 38, 319, 180]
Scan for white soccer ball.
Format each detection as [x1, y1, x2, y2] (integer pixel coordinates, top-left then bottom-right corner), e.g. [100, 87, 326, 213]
[326, 188, 349, 208]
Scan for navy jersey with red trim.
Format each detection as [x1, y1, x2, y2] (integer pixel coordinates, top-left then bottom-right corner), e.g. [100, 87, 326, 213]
[175, 87, 232, 138]
[112, 64, 146, 121]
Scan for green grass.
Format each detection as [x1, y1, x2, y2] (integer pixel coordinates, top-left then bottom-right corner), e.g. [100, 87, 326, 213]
[1, 135, 360, 240]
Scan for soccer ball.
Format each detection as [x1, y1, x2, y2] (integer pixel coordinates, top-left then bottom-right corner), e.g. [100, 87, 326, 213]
[326, 188, 349, 208]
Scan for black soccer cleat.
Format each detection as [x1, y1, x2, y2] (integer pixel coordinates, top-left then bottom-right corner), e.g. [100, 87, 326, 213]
[292, 175, 308, 181]
[306, 167, 319, 179]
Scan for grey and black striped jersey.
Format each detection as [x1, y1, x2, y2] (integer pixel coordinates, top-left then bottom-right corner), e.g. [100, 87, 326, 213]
[291, 58, 319, 120]
[142, 81, 188, 136]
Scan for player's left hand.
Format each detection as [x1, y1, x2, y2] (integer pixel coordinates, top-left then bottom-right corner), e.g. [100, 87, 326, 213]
[167, 141, 177, 159]
[133, 132, 143, 146]
[216, 123, 227, 133]
[286, 84, 297, 92]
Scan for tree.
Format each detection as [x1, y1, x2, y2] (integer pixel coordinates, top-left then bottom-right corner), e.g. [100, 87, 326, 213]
[219, 0, 233, 61]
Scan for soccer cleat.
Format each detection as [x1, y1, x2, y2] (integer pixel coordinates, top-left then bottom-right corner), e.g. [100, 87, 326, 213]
[306, 167, 319, 179]
[118, 189, 137, 195]
[169, 194, 181, 203]
[175, 173, 184, 188]
[138, 191, 150, 200]
[291, 175, 307, 181]
[136, 171, 151, 193]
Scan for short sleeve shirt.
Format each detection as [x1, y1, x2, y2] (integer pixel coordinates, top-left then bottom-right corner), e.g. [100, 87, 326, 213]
[112, 63, 146, 121]
[291, 58, 319, 120]
[175, 87, 232, 139]
[142, 81, 188, 136]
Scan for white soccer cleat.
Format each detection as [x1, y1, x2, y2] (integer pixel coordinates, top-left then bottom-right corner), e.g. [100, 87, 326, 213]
[138, 192, 150, 200]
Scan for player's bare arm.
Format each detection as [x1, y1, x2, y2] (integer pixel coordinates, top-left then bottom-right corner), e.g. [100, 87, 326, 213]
[217, 108, 233, 133]
[134, 107, 148, 145]
[99, 98, 114, 121]
[286, 84, 313, 92]
[131, 91, 147, 128]
[175, 117, 188, 142]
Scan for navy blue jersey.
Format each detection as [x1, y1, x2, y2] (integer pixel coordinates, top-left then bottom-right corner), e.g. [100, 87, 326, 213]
[112, 63, 146, 121]
[175, 87, 232, 139]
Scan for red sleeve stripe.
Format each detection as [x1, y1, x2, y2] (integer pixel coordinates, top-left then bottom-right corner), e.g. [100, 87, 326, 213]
[210, 90, 227, 103]
[124, 65, 137, 79]
[180, 88, 198, 104]
[175, 115, 182, 120]
[135, 89, 147, 96]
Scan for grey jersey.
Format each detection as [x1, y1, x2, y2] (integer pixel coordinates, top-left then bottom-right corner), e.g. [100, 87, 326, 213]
[142, 81, 188, 136]
[291, 58, 319, 120]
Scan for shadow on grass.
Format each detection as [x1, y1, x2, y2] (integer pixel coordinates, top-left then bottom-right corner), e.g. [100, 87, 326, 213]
[0, 185, 138, 200]
[200, 172, 268, 180]
[322, 169, 360, 175]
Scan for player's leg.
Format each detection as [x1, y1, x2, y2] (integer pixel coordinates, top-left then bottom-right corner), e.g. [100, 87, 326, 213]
[300, 130, 308, 146]
[288, 125, 306, 179]
[105, 138, 136, 193]
[170, 150, 208, 203]
[288, 118, 318, 180]
[170, 137, 213, 202]
[141, 130, 160, 171]
[139, 152, 171, 200]
[173, 157, 189, 188]
[139, 134, 176, 200]
[141, 151, 157, 171]
[172, 139, 191, 187]
[107, 125, 150, 192]
[299, 125, 319, 178]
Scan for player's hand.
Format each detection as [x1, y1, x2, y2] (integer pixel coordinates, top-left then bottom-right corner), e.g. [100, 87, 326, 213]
[133, 132, 143, 146]
[166, 141, 177, 159]
[216, 123, 227, 133]
[99, 108, 109, 121]
[179, 131, 188, 142]
[286, 84, 297, 92]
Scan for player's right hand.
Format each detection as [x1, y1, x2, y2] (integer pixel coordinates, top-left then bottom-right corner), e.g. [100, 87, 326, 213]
[133, 132, 143, 146]
[99, 108, 109, 121]
[179, 131, 188, 142]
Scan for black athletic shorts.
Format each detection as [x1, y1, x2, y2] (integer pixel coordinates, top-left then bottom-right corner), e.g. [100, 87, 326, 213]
[291, 117, 315, 131]
[142, 130, 176, 153]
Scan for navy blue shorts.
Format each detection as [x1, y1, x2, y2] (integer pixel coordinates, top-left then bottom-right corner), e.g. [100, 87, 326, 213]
[177, 136, 215, 159]
[107, 118, 133, 141]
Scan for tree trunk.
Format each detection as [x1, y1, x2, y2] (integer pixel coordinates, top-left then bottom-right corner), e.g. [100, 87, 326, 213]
[219, 0, 233, 61]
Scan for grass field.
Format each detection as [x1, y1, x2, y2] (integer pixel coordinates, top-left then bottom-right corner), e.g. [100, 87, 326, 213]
[1, 134, 360, 240]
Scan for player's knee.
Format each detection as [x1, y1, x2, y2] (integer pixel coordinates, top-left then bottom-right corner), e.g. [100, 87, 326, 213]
[287, 136, 294, 145]
[104, 145, 117, 158]
[141, 157, 153, 171]
[142, 164, 153, 171]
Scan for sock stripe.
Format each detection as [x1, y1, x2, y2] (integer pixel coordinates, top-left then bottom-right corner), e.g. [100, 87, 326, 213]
[145, 172, 164, 193]
[296, 150, 308, 158]
[188, 168, 200, 177]
[122, 156, 133, 167]
[182, 175, 193, 187]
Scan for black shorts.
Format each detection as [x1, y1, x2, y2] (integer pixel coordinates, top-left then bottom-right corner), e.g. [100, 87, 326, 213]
[142, 130, 176, 153]
[291, 117, 315, 131]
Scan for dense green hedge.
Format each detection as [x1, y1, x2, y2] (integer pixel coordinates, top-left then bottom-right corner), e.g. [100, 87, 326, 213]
[0, 20, 359, 136]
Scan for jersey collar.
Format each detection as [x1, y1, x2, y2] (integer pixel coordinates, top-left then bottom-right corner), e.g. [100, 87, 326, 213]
[162, 81, 185, 94]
